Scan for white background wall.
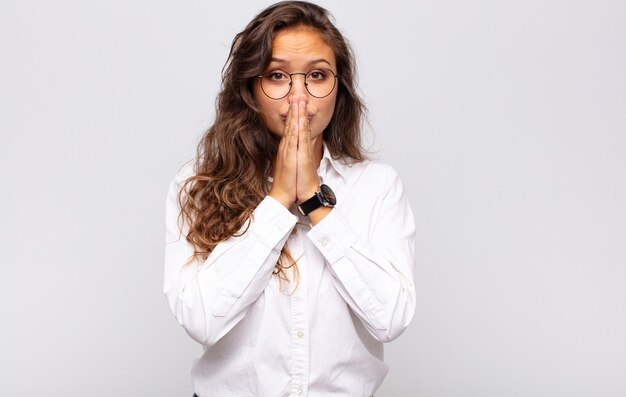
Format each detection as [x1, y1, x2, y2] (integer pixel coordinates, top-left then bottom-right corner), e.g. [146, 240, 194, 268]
[1, 0, 625, 396]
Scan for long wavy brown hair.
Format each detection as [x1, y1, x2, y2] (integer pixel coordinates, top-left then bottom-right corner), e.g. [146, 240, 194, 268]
[178, 1, 366, 279]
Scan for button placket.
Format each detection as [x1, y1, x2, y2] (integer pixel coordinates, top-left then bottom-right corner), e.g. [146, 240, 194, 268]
[289, 229, 309, 396]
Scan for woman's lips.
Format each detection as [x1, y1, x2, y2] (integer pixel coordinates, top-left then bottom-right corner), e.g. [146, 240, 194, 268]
[280, 114, 314, 123]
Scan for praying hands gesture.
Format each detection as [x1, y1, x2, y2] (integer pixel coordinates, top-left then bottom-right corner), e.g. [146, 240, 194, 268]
[269, 95, 330, 223]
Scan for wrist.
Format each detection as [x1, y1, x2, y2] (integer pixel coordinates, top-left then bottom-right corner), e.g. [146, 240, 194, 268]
[308, 206, 332, 225]
[268, 191, 293, 209]
[297, 186, 319, 204]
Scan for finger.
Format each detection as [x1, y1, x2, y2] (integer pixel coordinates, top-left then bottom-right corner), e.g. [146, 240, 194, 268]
[278, 97, 295, 155]
[287, 97, 298, 151]
[278, 101, 292, 153]
[298, 96, 314, 161]
[283, 97, 295, 136]
[285, 97, 295, 135]
[298, 95, 309, 149]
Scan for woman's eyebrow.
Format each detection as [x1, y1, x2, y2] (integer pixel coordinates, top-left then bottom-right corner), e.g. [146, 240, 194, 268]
[308, 58, 332, 67]
[269, 57, 332, 67]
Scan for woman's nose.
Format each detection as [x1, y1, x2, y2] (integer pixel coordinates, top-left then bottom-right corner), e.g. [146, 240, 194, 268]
[289, 74, 309, 97]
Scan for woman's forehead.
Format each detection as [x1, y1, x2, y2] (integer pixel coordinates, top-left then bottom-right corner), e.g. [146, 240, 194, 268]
[270, 28, 336, 67]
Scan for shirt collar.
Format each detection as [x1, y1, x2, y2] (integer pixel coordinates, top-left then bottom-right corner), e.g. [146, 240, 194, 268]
[319, 143, 351, 181]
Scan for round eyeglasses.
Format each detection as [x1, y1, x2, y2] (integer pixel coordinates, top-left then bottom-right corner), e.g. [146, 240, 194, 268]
[256, 68, 338, 100]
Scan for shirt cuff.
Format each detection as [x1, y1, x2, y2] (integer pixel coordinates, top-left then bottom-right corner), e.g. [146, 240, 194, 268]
[250, 196, 298, 248]
[306, 208, 358, 264]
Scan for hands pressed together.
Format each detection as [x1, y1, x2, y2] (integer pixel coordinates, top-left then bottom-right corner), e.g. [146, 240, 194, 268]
[269, 95, 330, 223]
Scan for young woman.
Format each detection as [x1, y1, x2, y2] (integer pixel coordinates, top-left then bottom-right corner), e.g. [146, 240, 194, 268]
[164, 2, 416, 396]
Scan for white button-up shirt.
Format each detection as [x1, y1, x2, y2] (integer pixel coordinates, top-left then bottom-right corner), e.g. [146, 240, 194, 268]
[164, 147, 416, 397]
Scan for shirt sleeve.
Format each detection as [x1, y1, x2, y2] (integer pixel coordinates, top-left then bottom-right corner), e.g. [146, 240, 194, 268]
[306, 165, 416, 342]
[163, 171, 298, 346]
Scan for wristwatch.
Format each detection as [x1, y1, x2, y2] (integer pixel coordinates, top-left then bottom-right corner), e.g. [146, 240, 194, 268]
[297, 184, 336, 216]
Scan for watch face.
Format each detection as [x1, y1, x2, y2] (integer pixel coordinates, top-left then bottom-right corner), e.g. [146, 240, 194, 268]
[320, 184, 336, 206]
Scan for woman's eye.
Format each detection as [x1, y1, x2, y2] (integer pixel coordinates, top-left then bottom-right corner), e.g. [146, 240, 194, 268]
[308, 70, 327, 80]
[267, 71, 288, 81]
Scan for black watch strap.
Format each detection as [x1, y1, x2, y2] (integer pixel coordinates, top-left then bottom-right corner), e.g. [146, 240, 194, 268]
[298, 192, 324, 216]
[297, 184, 336, 216]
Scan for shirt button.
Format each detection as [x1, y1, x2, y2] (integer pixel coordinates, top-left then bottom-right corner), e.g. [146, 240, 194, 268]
[297, 330, 304, 339]
[296, 386, 304, 395]
[319, 237, 328, 247]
